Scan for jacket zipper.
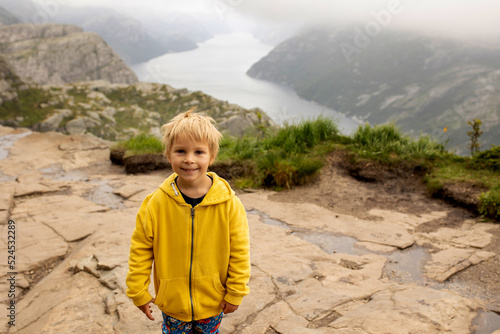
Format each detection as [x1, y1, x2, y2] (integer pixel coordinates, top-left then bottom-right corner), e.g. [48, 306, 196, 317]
[189, 207, 195, 321]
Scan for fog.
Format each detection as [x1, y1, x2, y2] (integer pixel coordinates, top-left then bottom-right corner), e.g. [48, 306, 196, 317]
[61, 0, 500, 41]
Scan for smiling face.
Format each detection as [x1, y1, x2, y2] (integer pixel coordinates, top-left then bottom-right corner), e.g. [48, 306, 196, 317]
[167, 133, 213, 190]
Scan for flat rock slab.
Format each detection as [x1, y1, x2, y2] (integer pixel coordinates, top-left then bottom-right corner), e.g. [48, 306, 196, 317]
[15, 172, 70, 197]
[240, 192, 415, 249]
[419, 221, 498, 249]
[425, 248, 496, 282]
[0, 131, 110, 176]
[113, 183, 147, 199]
[330, 286, 478, 333]
[368, 208, 448, 229]
[14, 219, 67, 273]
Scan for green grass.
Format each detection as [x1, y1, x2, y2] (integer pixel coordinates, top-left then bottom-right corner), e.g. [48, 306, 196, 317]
[118, 118, 500, 221]
[350, 123, 447, 162]
[0, 87, 54, 127]
[113, 133, 164, 157]
[218, 117, 339, 189]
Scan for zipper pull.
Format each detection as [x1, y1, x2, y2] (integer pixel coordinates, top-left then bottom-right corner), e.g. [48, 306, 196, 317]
[170, 182, 179, 196]
[191, 207, 195, 218]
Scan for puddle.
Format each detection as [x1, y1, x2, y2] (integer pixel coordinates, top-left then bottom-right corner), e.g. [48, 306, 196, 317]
[41, 164, 125, 210]
[249, 208, 500, 331]
[471, 310, 500, 334]
[248, 209, 363, 254]
[250, 210, 449, 287]
[40, 164, 90, 182]
[383, 246, 428, 285]
[83, 179, 125, 210]
[294, 231, 364, 255]
[0, 131, 32, 160]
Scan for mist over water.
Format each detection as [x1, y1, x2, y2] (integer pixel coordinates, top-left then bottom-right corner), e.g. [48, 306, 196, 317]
[131, 32, 360, 134]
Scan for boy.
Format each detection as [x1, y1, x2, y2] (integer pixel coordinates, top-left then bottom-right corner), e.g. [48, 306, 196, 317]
[126, 109, 250, 333]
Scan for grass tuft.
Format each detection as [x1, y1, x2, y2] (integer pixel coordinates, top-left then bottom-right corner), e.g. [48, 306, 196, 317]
[114, 133, 164, 156]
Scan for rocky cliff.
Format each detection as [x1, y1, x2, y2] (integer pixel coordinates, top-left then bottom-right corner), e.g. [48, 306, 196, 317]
[0, 23, 138, 85]
[248, 26, 500, 154]
[0, 0, 211, 64]
[0, 79, 275, 140]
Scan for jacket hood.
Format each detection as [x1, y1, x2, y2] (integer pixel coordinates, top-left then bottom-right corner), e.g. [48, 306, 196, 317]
[158, 172, 234, 205]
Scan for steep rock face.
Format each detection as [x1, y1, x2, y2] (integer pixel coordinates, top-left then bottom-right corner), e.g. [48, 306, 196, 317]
[0, 0, 206, 64]
[248, 26, 500, 153]
[0, 23, 138, 85]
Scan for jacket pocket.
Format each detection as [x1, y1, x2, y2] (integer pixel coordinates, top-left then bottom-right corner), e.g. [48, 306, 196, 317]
[193, 274, 227, 312]
[154, 277, 190, 315]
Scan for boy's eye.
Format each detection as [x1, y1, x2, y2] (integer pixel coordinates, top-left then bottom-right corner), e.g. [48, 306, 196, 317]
[175, 150, 185, 154]
[195, 150, 205, 155]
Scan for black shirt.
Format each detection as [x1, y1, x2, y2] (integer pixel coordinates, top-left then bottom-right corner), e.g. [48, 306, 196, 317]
[175, 176, 210, 207]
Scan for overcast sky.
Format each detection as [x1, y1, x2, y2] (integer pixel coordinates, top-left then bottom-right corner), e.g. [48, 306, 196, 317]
[63, 0, 500, 39]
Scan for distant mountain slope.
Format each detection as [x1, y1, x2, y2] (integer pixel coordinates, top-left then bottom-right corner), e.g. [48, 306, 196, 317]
[49, 7, 199, 64]
[0, 23, 138, 85]
[248, 26, 500, 153]
[0, 5, 20, 25]
[0, 0, 205, 64]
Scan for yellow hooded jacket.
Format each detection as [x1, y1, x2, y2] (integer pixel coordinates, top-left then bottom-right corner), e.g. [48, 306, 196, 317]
[126, 172, 250, 322]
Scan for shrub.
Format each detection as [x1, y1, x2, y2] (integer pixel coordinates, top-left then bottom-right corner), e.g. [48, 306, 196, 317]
[352, 123, 445, 161]
[256, 149, 324, 189]
[470, 145, 500, 171]
[478, 191, 500, 220]
[264, 117, 339, 154]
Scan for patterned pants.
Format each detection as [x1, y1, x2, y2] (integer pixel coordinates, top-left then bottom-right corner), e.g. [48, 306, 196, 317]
[161, 312, 223, 334]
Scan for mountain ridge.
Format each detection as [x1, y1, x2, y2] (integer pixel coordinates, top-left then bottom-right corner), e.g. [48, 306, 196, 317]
[247, 26, 500, 154]
[0, 23, 138, 85]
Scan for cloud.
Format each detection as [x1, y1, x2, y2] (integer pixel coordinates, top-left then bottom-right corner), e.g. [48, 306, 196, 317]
[62, 0, 500, 40]
[220, 0, 500, 39]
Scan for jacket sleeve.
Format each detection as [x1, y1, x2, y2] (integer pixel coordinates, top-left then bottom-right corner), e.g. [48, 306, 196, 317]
[224, 196, 251, 305]
[126, 195, 155, 307]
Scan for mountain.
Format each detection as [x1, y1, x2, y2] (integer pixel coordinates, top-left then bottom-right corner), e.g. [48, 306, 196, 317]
[0, 0, 200, 64]
[247, 26, 500, 154]
[49, 7, 199, 64]
[0, 5, 20, 25]
[0, 23, 138, 85]
[129, 11, 218, 44]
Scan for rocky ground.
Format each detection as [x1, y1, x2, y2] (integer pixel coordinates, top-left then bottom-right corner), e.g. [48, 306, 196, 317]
[1, 126, 499, 333]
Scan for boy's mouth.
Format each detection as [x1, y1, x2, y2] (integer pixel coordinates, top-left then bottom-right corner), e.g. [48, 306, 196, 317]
[182, 167, 198, 172]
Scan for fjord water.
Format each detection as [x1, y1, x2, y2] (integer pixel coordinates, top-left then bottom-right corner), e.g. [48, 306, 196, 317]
[131, 32, 359, 133]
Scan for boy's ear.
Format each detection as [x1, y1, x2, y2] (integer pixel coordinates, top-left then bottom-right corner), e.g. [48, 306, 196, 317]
[209, 156, 216, 165]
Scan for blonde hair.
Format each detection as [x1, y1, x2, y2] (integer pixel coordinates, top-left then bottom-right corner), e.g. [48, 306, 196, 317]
[161, 107, 222, 162]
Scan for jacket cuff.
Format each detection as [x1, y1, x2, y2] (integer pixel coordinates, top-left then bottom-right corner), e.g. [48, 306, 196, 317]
[132, 291, 154, 307]
[224, 293, 243, 306]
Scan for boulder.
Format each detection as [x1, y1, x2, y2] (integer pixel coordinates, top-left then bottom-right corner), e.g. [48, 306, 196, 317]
[38, 109, 73, 132]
